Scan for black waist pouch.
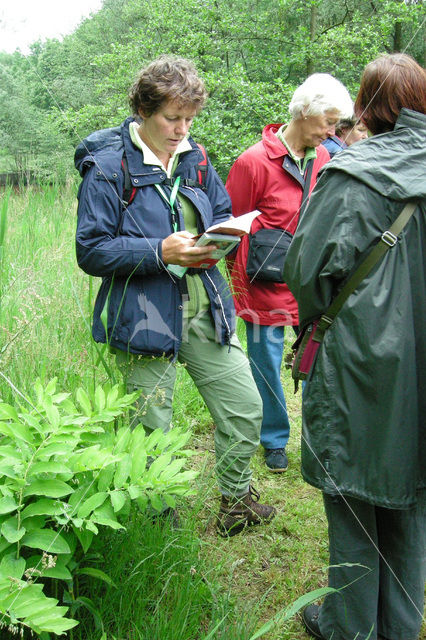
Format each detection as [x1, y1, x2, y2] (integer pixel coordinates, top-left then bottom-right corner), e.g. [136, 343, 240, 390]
[246, 228, 293, 282]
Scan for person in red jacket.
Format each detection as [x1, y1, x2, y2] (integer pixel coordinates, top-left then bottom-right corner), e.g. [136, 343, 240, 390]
[226, 74, 352, 473]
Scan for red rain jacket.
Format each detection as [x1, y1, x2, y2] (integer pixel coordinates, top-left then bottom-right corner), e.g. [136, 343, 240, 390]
[226, 123, 330, 326]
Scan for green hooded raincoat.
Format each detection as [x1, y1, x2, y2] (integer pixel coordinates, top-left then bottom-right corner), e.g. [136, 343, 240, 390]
[284, 109, 425, 509]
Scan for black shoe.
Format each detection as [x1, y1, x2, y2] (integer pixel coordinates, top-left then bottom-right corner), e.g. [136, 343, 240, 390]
[264, 448, 288, 472]
[301, 604, 325, 639]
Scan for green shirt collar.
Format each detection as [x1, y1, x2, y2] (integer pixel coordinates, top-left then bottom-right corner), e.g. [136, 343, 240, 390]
[276, 124, 316, 174]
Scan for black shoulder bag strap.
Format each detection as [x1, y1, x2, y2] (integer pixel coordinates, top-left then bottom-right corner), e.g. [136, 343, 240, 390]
[314, 201, 417, 342]
[299, 158, 314, 219]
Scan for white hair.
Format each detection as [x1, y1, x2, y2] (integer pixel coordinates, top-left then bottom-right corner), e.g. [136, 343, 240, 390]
[289, 73, 353, 120]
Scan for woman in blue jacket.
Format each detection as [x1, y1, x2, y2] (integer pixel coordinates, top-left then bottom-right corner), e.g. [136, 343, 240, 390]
[75, 55, 275, 536]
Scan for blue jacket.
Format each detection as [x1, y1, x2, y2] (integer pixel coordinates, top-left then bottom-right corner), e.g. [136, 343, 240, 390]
[321, 135, 347, 158]
[75, 117, 236, 358]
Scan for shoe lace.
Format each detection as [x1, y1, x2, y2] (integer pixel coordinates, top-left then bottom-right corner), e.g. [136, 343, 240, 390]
[248, 486, 260, 502]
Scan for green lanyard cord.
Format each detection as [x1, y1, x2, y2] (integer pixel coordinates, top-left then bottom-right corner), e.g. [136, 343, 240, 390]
[155, 177, 181, 232]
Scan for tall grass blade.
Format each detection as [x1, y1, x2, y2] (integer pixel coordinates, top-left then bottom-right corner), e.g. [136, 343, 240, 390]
[247, 586, 338, 640]
[202, 613, 230, 640]
[0, 187, 8, 248]
[0, 187, 10, 304]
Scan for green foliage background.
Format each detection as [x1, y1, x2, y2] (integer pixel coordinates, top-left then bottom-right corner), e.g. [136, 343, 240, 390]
[0, 0, 424, 181]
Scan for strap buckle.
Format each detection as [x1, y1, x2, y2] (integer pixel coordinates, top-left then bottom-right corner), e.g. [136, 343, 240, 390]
[314, 314, 333, 341]
[381, 230, 398, 247]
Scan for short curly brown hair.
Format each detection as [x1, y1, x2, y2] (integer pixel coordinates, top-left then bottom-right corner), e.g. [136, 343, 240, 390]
[129, 55, 207, 117]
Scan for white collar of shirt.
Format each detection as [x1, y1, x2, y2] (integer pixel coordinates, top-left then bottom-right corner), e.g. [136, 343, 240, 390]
[129, 121, 192, 178]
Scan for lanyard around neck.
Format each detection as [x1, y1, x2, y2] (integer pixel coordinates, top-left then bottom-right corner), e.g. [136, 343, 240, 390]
[155, 177, 181, 232]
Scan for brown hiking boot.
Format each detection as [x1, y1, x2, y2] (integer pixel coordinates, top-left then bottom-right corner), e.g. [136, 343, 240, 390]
[217, 486, 276, 537]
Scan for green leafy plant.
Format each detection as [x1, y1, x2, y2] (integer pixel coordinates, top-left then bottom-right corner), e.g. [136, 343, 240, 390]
[0, 378, 197, 636]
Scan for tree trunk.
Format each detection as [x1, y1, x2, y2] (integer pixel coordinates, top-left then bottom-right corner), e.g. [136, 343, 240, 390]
[306, 3, 318, 76]
[393, 20, 403, 52]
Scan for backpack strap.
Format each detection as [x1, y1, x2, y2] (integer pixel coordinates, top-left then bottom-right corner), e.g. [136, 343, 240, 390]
[121, 154, 136, 207]
[196, 143, 208, 189]
[121, 143, 208, 208]
[164, 143, 208, 190]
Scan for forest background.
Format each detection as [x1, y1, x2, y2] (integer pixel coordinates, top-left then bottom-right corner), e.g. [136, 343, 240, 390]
[0, 0, 425, 183]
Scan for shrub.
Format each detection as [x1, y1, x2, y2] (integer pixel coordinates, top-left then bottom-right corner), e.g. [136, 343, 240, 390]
[0, 378, 197, 636]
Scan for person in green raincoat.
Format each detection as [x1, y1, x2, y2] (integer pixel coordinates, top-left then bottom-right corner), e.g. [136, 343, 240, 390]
[283, 54, 426, 640]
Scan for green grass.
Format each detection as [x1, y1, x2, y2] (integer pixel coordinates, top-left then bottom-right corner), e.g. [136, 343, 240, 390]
[72, 505, 262, 640]
[1, 185, 422, 640]
[0, 184, 112, 401]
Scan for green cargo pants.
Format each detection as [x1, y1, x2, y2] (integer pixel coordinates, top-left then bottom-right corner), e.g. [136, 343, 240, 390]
[116, 310, 263, 497]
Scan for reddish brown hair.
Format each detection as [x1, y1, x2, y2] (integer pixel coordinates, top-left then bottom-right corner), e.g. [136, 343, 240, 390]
[355, 53, 426, 135]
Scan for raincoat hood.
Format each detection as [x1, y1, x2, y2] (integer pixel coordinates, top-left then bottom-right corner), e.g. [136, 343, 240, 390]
[74, 123, 124, 177]
[323, 109, 426, 202]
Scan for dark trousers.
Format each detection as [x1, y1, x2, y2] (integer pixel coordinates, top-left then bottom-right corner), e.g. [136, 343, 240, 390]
[318, 492, 426, 640]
